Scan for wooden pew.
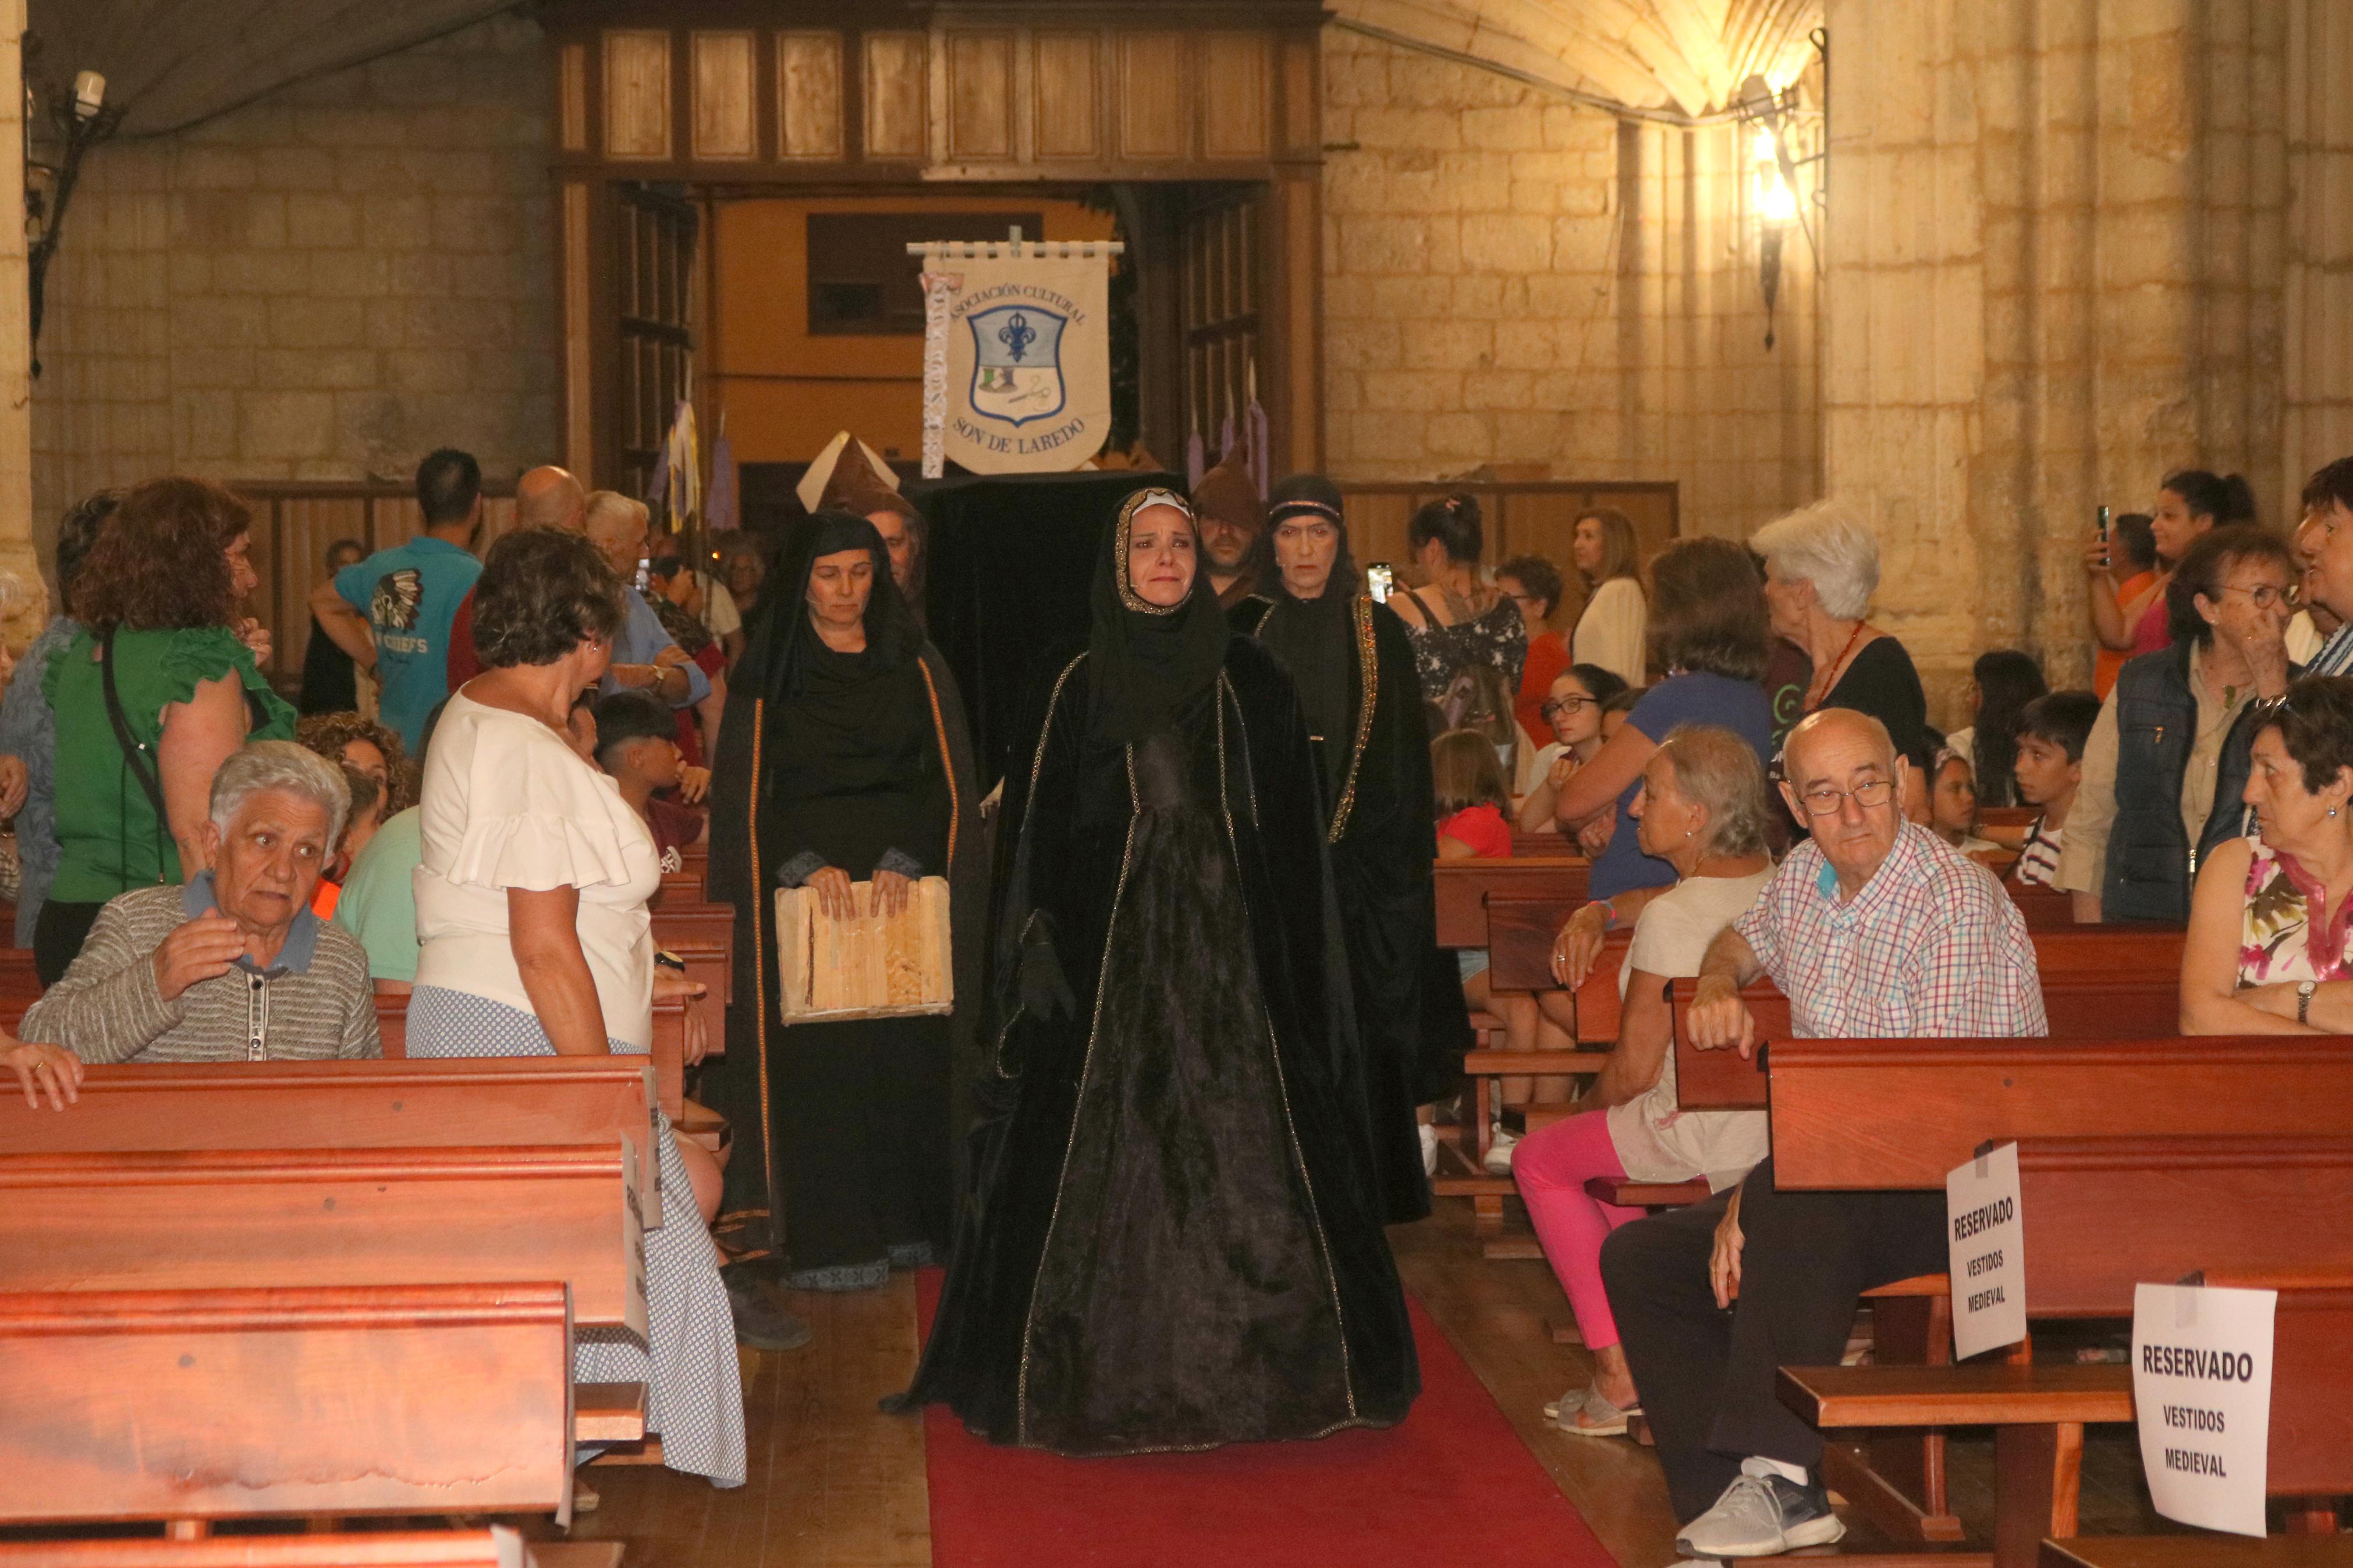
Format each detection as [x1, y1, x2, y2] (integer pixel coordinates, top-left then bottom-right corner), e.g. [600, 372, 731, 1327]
[0, 1144, 648, 1336]
[1670, 970, 2189, 1113]
[1771, 1133, 2353, 1566]
[376, 991, 692, 1125]
[0, 1530, 617, 1567]
[1431, 857, 1588, 950]
[0, 1282, 577, 1527]
[2042, 1285, 2353, 1562]
[0, 1057, 659, 1169]
[1767, 1038, 2353, 1190]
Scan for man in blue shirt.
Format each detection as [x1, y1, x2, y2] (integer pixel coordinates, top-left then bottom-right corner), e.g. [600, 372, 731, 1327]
[309, 449, 486, 753]
[584, 490, 707, 710]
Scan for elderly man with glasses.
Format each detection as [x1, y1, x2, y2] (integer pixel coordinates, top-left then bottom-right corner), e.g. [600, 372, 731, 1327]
[17, 741, 379, 1072]
[1595, 707, 2046, 1560]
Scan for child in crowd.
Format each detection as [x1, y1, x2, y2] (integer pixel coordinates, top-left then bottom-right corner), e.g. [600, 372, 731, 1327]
[2008, 689, 2100, 886]
[308, 767, 382, 920]
[592, 690, 712, 870]
[1515, 663, 1630, 833]
[1929, 749, 2004, 862]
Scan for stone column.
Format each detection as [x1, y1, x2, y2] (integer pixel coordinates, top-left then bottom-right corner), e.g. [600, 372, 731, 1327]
[1823, 0, 2296, 713]
[0, 0, 40, 642]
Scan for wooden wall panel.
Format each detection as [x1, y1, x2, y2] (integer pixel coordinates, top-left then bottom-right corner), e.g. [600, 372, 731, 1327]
[864, 31, 929, 160]
[559, 42, 588, 152]
[563, 182, 593, 478]
[1032, 31, 1101, 159]
[1117, 33, 1186, 161]
[945, 31, 1015, 161]
[777, 31, 844, 160]
[1201, 33, 1270, 160]
[1280, 34, 1318, 158]
[691, 31, 758, 160]
[603, 30, 672, 161]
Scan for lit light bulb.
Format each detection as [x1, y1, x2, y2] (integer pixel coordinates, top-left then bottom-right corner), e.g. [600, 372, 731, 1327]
[1752, 127, 1777, 164]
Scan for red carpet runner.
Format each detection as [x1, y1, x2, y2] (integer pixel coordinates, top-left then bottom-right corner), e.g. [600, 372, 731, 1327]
[917, 1270, 1617, 1567]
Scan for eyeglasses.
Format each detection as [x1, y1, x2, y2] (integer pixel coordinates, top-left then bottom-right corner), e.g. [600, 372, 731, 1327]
[1541, 695, 1597, 719]
[1795, 777, 1895, 817]
[2220, 583, 2302, 609]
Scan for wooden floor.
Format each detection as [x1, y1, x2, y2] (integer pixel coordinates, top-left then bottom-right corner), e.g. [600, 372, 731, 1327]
[543, 1199, 2173, 1568]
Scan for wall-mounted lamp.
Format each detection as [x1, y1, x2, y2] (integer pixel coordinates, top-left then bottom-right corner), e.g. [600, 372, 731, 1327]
[1736, 66, 1823, 351]
[25, 40, 125, 378]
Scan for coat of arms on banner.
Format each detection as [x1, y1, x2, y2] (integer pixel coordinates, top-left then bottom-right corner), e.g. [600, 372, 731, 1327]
[968, 304, 1067, 426]
[927, 251, 1112, 475]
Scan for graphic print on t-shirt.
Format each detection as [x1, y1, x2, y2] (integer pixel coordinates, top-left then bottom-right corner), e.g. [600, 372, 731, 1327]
[371, 568, 425, 652]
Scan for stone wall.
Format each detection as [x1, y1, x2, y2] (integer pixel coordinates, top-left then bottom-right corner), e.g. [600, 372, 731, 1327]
[1823, 0, 2353, 720]
[1319, 25, 1823, 538]
[30, 13, 555, 550]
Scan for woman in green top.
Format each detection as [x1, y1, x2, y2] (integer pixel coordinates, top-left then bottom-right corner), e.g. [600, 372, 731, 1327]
[36, 478, 296, 983]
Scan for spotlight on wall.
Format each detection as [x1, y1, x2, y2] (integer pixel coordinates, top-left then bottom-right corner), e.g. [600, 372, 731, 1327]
[1736, 73, 1815, 351]
[24, 40, 125, 378]
[1751, 127, 1799, 227]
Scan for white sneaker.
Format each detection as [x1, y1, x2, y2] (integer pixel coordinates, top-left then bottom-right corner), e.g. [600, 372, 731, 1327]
[1673, 1470, 1844, 1558]
[1482, 1128, 1519, 1175]
[1419, 1122, 1439, 1176]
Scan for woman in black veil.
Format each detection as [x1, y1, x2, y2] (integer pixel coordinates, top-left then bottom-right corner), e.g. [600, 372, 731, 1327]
[1233, 474, 1473, 1225]
[898, 487, 1417, 1455]
[705, 510, 984, 1297]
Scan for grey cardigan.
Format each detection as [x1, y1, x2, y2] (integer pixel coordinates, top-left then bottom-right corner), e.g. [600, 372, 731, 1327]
[20, 879, 381, 1064]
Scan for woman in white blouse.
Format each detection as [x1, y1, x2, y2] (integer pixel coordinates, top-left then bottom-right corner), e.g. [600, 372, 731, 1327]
[1569, 507, 1649, 689]
[408, 526, 752, 1491]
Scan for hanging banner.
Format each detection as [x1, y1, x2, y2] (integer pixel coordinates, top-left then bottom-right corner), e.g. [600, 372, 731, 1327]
[917, 243, 1116, 476]
[2131, 1282, 2276, 1538]
[1946, 1142, 2027, 1360]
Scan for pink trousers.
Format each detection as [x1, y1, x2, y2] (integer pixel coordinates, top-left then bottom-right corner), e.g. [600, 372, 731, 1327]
[1511, 1109, 1645, 1351]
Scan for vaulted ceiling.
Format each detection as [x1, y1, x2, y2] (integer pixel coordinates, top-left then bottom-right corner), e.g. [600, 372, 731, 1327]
[25, 0, 1823, 140]
[1335, 0, 1823, 115]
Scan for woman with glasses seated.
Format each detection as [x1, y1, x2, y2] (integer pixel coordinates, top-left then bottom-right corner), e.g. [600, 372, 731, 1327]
[2055, 525, 2299, 925]
[2182, 675, 2353, 1033]
[1516, 664, 1630, 836]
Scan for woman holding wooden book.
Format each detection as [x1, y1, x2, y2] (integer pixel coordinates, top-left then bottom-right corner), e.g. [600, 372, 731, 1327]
[705, 511, 982, 1295]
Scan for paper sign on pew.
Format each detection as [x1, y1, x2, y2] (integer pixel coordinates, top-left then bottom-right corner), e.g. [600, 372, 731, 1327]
[1946, 1141, 2027, 1359]
[2131, 1282, 2275, 1538]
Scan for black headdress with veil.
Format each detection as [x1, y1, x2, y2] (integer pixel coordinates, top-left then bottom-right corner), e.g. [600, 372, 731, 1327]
[1085, 488, 1232, 744]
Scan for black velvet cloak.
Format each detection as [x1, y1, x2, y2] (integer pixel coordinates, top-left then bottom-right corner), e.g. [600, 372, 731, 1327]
[898, 505, 1417, 1454]
[1236, 589, 1472, 1225]
[705, 513, 987, 1268]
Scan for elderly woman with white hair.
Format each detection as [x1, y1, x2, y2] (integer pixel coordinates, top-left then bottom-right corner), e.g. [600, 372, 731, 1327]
[1751, 499, 1927, 761]
[19, 739, 379, 1064]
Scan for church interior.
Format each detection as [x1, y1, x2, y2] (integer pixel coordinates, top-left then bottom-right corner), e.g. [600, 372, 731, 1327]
[3, 1, 2352, 1566]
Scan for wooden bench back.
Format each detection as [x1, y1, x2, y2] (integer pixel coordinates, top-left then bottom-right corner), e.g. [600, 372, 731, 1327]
[1762, 1037, 2353, 1189]
[0, 1144, 648, 1335]
[0, 1531, 541, 1566]
[0, 1282, 574, 1527]
[1669, 966, 2187, 1111]
[2264, 1284, 2353, 1496]
[2015, 1135, 2353, 1317]
[0, 1057, 658, 1175]
[377, 991, 691, 1123]
[1431, 858, 1588, 949]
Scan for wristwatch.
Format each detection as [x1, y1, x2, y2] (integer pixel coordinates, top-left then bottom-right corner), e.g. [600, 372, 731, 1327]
[2298, 979, 2317, 1023]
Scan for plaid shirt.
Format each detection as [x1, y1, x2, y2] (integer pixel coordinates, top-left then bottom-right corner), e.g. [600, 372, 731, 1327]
[1736, 821, 2047, 1039]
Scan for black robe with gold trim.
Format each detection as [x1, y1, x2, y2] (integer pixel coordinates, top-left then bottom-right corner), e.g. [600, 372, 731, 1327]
[897, 638, 1418, 1453]
[1237, 591, 1472, 1224]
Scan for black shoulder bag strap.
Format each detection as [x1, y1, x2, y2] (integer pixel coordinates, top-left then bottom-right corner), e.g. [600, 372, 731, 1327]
[100, 627, 173, 884]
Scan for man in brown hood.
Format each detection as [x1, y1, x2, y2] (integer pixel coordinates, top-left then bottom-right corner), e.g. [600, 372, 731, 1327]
[1191, 449, 1266, 609]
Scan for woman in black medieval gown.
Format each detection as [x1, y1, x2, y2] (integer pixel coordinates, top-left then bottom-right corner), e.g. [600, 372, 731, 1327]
[705, 511, 984, 1294]
[1233, 473, 1473, 1225]
[899, 487, 1418, 1455]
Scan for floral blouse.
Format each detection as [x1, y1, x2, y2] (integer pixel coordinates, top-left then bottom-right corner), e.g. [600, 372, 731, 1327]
[1402, 590, 1528, 708]
[2238, 832, 2353, 986]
